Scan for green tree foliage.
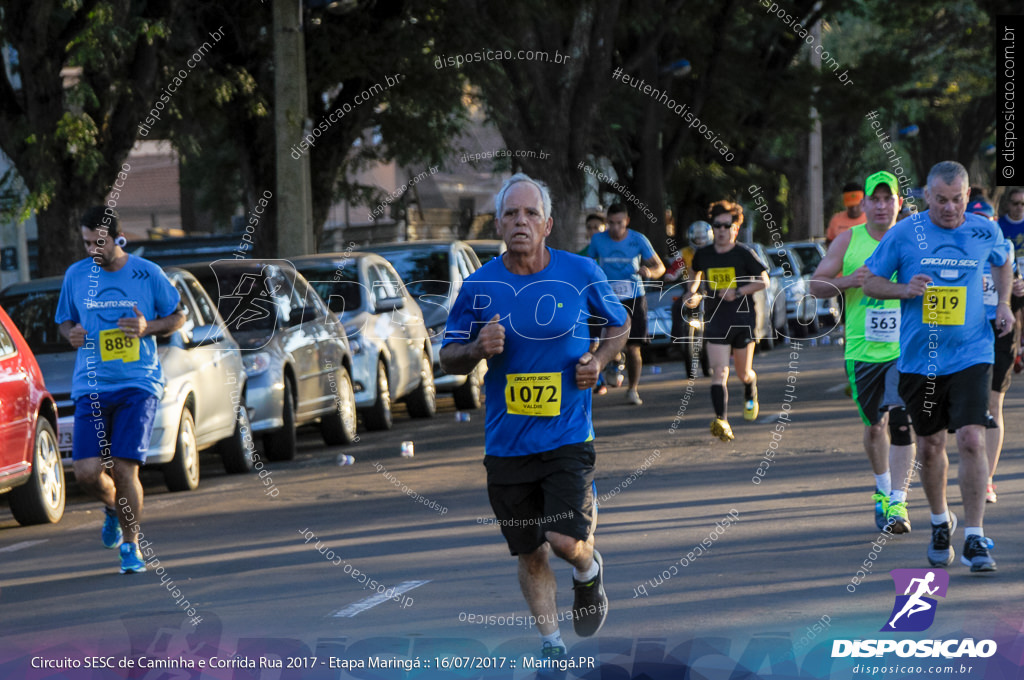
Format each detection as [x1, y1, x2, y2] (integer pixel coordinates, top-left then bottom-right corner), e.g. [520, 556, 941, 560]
[165, 0, 466, 255]
[0, 0, 172, 275]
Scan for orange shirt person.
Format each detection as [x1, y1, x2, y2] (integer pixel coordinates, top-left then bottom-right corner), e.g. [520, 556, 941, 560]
[826, 182, 867, 245]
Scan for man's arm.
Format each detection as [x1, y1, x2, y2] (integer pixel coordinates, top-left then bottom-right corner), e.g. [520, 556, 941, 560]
[809, 229, 857, 297]
[146, 310, 188, 337]
[863, 273, 931, 300]
[117, 306, 187, 339]
[58, 320, 87, 348]
[639, 254, 665, 280]
[439, 314, 503, 376]
[574, 321, 630, 387]
[992, 259, 1015, 336]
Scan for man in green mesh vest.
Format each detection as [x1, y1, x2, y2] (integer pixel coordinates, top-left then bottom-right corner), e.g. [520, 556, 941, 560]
[810, 171, 917, 533]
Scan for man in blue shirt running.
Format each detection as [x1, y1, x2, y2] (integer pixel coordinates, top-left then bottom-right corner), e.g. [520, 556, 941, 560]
[441, 173, 628, 660]
[56, 207, 184, 574]
[587, 203, 665, 405]
[864, 161, 1013, 573]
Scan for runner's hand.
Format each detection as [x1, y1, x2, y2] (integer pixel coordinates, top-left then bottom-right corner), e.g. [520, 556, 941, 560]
[68, 323, 87, 349]
[996, 303, 1014, 337]
[683, 292, 701, 309]
[118, 306, 148, 338]
[575, 352, 599, 389]
[475, 314, 505, 359]
[904, 274, 932, 298]
[845, 265, 871, 289]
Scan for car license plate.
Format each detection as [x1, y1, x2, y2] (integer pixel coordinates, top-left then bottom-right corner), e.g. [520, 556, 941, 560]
[59, 429, 73, 451]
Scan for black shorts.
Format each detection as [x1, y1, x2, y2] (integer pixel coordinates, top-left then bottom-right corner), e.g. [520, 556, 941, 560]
[706, 321, 755, 349]
[619, 296, 649, 345]
[846, 359, 903, 426]
[898, 363, 991, 437]
[484, 443, 596, 556]
[991, 319, 1018, 393]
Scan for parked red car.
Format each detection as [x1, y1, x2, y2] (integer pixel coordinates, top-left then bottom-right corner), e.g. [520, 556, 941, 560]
[0, 303, 63, 525]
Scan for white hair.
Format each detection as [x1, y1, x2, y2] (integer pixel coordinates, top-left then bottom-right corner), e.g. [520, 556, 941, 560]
[494, 173, 552, 220]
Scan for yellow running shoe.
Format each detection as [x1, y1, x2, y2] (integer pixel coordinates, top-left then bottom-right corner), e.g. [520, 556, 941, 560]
[710, 417, 735, 442]
[743, 398, 759, 421]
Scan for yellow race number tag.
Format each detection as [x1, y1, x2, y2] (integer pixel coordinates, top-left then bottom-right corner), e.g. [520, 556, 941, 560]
[99, 328, 140, 363]
[922, 286, 966, 326]
[706, 267, 736, 291]
[505, 372, 561, 416]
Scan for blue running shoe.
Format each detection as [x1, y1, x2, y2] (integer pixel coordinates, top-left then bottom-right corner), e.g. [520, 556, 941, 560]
[103, 506, 123, 549]
[120, 542, 147, 574]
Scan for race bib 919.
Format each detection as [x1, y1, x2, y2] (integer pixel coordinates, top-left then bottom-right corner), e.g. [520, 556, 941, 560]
[505, 372, 561, 416]
[922, 286, 966, 326]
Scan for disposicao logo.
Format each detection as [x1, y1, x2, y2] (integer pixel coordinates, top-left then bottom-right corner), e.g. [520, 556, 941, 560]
[831, 568, 997, 660]
[881, 568, 948, 632]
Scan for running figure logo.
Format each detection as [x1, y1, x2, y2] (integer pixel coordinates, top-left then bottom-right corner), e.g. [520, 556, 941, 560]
[881, 569, 949, 632]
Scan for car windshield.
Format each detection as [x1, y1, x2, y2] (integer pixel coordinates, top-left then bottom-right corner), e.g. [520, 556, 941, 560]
[792, 246, 822, 275]
[301, 266, 362, 315]
[768, 251, 790, 272]
[0, 290, 66, 355]
[190, 268, 284, 333]
[376, 249, 450, 298]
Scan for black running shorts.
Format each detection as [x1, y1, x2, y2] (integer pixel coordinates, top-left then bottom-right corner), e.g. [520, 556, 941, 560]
[484, 442, 596, 556]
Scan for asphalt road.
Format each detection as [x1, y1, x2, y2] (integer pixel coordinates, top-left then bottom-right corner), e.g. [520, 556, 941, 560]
[2, 341, 1023, 679]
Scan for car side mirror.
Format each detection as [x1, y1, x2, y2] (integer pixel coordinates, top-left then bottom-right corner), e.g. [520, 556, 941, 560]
[188, 324, 226, 348]
[373, 296, 405, 313]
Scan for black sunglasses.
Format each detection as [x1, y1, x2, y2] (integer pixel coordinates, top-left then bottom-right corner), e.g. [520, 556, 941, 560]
[712, 222, 733, 229]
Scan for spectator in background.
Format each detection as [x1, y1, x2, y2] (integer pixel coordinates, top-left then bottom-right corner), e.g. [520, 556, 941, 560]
[998, 187, 1024, 255]
[826, 182, 867, 246]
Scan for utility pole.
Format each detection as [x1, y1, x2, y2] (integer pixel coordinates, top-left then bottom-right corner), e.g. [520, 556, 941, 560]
[807, 11, 824, 240]
[274, 0, 314, 257]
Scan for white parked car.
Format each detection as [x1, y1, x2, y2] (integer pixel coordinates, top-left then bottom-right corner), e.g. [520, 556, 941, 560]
[293, 253, 436, 431]
[1, 268, 255, 492]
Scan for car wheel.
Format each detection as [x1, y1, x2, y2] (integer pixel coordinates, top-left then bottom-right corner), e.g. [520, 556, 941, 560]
[405, 350, 437, 418]
[164, 409, 200, 492]
[453, 361, 483, 410]
[321, 365, 358, 445]
[363, 359, 393, 431]
[219, 393, 256, 474]
[265, 378, 298, 461]
[9, 418, 65, 525]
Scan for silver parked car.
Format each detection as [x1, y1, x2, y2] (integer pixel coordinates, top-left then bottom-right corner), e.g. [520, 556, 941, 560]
[765, 247, 818, 337]
[182, 260, 357, 461]
[0, 268, 255, 491]
[786, 240, 841, 332]
[366, 240, 487, 410]
[293, 253, 436, 430]
[748, 242, 790, 348]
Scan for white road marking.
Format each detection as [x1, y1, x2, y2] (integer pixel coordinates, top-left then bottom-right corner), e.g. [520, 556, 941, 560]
[757, 414, 781, 424]
[825, 383, 848, 393]
[331, 580, 429, 618]
[0, 539, 48, 553]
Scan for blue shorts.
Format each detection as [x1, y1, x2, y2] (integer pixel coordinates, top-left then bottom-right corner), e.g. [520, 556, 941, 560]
[72, 388, 160, 463]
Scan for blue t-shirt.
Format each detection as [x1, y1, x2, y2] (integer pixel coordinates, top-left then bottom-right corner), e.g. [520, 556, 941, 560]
[55, 255, 180, 400]
[586, 230, 656, 299]
[442, 248, 627, 457]
[998, 214, 1024, 273]
[866, 211, 1010, 375]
